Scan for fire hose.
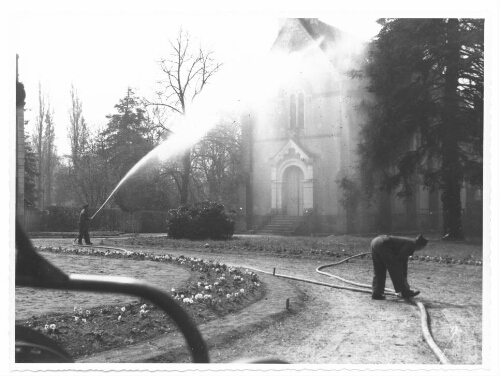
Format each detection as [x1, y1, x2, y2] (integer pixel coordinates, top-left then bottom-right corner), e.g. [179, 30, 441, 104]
[71, 241, 450, 365]
[244, 253, 450, 365]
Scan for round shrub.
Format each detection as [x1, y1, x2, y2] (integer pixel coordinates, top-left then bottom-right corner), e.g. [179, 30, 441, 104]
[167, 201, 235, 240]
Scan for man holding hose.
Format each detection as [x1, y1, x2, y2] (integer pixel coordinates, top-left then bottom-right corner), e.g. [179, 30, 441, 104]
[77, 203, 93, 245]
[371, 234, 428, 300]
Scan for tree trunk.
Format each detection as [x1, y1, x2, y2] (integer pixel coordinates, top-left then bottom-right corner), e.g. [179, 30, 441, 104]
[441, 18, 465, 240]
[180, 150, 191, 205]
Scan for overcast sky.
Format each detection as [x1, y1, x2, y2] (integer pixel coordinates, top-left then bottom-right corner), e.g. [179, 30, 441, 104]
[4, 0, 498, 159]
[10, 7, 383, 156]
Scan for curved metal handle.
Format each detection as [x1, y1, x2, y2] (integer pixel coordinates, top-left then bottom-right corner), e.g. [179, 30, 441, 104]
[15, 221, 209, 363]
[63, 274, 210, 363]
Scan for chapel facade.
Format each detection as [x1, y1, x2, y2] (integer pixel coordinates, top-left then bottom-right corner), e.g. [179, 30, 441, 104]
[237, 18, 482, 236]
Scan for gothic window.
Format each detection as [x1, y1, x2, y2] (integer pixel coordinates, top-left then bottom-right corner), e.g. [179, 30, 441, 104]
[297, 92, 305, 130]
[290, 94, 297, 130]
[290, 92, 305, 131]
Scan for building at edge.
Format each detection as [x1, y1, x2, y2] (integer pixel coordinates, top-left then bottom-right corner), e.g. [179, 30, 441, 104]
[236, 18, 482, 236]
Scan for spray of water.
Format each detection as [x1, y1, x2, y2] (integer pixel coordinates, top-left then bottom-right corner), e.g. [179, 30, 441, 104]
[91, 24, 365, 220]
[91, 110, 218, 219]
[90, 44, 268, 219]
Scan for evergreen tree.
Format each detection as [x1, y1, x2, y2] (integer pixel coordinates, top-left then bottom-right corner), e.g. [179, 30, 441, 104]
[101, 88, 159, 212]
[102, 87, 152, 177]
[359, 18, 483, 240]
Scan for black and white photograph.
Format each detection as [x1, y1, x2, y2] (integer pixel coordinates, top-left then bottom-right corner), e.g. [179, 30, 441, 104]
[3, 0, 498, 375]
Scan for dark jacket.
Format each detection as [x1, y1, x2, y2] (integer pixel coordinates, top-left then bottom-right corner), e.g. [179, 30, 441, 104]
[373, 235, 418, 260]
[79, 208, 90, 228]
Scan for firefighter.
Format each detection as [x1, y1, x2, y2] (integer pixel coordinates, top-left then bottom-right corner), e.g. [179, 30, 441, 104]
[371, 234, 428, 300]
[77, 203, 93, 245]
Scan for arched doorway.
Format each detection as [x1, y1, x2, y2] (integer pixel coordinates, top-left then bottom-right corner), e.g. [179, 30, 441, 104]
[282, 166, 304, 216]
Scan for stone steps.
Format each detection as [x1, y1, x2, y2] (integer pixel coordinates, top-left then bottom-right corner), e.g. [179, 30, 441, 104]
[258, 216, 304, 235]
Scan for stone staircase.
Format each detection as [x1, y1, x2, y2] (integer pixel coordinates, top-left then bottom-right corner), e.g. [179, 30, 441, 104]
[258, 215, 304, 235]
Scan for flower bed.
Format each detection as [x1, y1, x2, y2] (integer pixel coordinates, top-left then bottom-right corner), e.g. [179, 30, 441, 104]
[15, 246, 263, 359]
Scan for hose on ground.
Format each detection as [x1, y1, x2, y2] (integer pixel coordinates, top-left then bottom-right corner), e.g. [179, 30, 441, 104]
[245, 253, 450, 365]
[71, 239, 449, 365]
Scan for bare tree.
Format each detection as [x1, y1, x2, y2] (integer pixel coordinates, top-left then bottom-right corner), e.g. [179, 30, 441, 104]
[43, 106, 57, 206]
[64, 87, 110, 207]
[68, 85, 88, 166]
[33, 83, 46, 207]
[146, 28, 222, 204]
[57, 127, 116, 208]
[190, 117, 241, 209]
[31, 85, 59, 208]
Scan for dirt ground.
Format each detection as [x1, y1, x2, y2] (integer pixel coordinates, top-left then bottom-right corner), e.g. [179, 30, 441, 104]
[22, 237, 483, 365]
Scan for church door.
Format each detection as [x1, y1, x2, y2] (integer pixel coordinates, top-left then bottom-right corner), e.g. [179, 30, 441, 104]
[282, 166, 304, 216]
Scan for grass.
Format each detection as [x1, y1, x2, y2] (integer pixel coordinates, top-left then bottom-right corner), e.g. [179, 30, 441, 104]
[125, 233, 484, 262]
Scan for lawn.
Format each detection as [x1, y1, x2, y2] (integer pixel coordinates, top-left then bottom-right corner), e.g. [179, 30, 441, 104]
[124, 233, 484, 263]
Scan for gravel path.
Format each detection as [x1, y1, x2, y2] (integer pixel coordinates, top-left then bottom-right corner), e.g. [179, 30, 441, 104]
[22, 238, 482, 365]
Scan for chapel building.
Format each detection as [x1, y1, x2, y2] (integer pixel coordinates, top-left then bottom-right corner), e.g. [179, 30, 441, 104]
[237, 18, 482, 236]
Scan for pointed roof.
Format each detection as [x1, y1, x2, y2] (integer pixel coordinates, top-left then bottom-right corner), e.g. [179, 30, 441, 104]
[298, 18, 350, 50]
[271, 18, 366, 70]
[271, 139, 315, 166]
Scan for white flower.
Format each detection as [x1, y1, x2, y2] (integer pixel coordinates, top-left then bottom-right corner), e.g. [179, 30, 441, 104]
[86, 310, 91, 316]
[171, 288, 176, 292]
[140, 304, 147, 310]
[49, 324, 56, 330]
[197, 282, 202, 287]
[74, 316, 79, 322]
[226, 294, 231, 299]
[235, 292, 239, 297]
[121, 307, 126, 312]
[240, 289, 245, 293]
[118, 315, 122, 321]
[73, 306, 77, 312]
[44, 324, 49, 330]
[82, 318, 87, 323]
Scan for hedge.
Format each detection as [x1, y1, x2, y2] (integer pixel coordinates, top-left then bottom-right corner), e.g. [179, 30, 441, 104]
[167, 201, 235, 240]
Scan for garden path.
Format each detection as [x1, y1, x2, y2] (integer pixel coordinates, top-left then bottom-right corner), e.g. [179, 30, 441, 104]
[26, 238, 482, 365]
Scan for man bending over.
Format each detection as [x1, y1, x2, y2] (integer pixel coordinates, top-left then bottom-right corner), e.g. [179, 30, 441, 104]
[371, 234, 428, 300]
